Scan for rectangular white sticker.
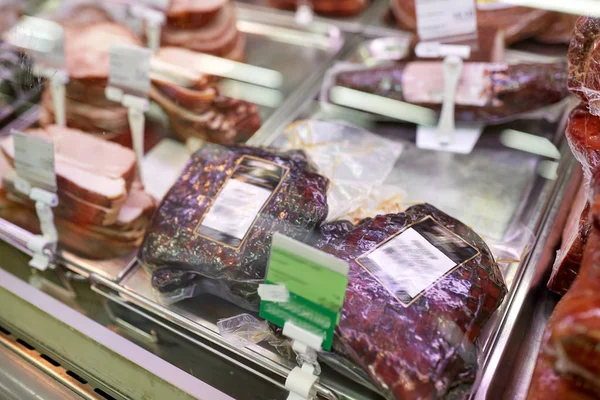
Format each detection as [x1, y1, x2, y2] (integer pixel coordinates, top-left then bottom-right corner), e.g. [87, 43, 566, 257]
[108, 44, 152, 98]
[6, 16, 66, 70]
[196, 156, 287, 248]
[357, 217, 478, 306]
[12, 130, 56, 192]
[415, 0, 477, 41]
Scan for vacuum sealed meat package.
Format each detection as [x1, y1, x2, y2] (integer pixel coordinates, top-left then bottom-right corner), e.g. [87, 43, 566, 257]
[568, 17, 600, 115]
[314, 204, 507, 400]
[139, 144, 328, 308]
[327, 61, 569, 124]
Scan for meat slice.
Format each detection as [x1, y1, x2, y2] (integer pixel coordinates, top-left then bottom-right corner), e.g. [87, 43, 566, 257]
[568, 17, 600, 115]
[65, 22, 141, 80]
[268, 0, 369, 17]
[166, 0, 228, 29]
[564, 104, 600, 183]
[314, 204, 507, 400]
[161, 3, 241, 59]
[548, 183, 592, 296]
[527, 227, 600, 399]
[332, 61, 569, 123]
[139, 145, 329, 307]
[390, 1, 553, 44]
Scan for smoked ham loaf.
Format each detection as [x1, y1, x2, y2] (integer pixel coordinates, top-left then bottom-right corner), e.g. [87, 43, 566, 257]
[161, 1, 246, 61]
[0, 127, 156, 259]
[390, 1, 553, 45]
[267, 0, 369, 17]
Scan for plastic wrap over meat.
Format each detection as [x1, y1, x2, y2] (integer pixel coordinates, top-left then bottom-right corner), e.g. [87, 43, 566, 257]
[139, 145, 328, 308]
[527, 227, 600, 400]
[329, 61, 569, 124]
[565, 104, 600, 186]
[568, 17, 600, 116]
[314, 204, 507, 400]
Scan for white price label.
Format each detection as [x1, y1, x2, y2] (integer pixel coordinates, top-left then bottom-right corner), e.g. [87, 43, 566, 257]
[108, 44, 152, 98]
[415, 0, 477, 41]
[6, 16, 66, 70]
[12, 130, 56, 192]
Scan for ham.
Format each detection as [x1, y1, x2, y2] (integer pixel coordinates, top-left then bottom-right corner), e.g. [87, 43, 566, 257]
[390, 1, 553, 44]
[267, 0, 369, 17]
[548, 183, 592, 296]
[161, 3, 240, 57]
[167, 0, 228, 29]
[65, 22, 141, 80]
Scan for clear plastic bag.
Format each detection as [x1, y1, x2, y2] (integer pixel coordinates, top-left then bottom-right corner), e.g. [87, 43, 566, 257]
[280, 120, 404, 221]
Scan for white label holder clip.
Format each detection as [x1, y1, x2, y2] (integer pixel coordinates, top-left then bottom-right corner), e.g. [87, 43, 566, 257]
[129, 3, 166, 53]
[14, 176, 59, 271]
[282, 322, 322, 400]
[33, 65, 69, 127]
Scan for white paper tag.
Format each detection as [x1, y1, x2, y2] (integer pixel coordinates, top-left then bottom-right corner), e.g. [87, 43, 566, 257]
[142, 139, 190, 200]
[6, 16, 66, 70]
[196, 157, 287, 248]
[415, 0, 477, 41]
[258, 284, 290, 303]
[357, 217, 478, 306]
[416, 124, 484, 154]
[108, 44, 152, 98]
[12, 130, 56, 192]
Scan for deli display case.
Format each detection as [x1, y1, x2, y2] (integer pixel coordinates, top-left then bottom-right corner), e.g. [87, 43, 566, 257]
[0, 1, 596, 400]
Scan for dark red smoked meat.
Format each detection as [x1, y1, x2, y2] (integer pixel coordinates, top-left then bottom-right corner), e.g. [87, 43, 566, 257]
[315, 204, 507, 400]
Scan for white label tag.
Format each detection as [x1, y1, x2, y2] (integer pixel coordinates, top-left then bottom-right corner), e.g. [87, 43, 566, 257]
[258, 284, 290, 302]
[357, 217, 478, 306]
[108, 44, 152, 98]
[416, 124, 484, 154]
[6, 16, 66, 70]
[415, 0, 477, 41]
[12, 130, 56, 192]
[196, 156, 288, 248]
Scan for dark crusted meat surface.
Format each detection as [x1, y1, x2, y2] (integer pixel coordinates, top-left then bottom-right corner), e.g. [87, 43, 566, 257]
[139, 144, 328, 307]
[315, 204, 507, 400]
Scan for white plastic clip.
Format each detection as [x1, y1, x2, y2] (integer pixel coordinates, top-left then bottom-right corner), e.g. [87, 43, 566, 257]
[437, 55, 463, 144]
[33, 65, 69, 127]
[105, 87, 150, 184]
[14, 176, 59, 270]
[295, 0, 314, 25]
[282, 322, 322, 400]
[129, 4, 166, 53]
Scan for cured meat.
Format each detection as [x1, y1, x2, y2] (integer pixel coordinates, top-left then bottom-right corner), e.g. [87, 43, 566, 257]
[0, 126, 136, 225]
[314, 204, 507, 400]
[548, 183, 592, 296]
[161, 3, 245, 60]
[564, 104, 600, 183]
[390, 1, 553, 44]
[167, 0, 228, 29]
[139, 144, 329, 307]
[527, 228, 600, 399]
[267, 0, 369, 17]
[332, 61, 569, 123]
[535, 12, 578, 44]
[568, 17, 600, 116]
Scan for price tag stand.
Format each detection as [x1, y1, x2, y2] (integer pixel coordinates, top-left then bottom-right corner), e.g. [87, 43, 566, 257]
[415, 43, 484, 154]
[258, 234, 350, 400]
[33, 66, 69, 127]
[129, 4, 166, 53]
[11, 130, 59, 271]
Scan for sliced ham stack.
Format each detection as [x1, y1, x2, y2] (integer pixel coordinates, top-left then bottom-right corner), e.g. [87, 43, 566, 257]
[161, 0, 246, 61]
[40, 17, 142, 138]
[0, 126, 156, 259]
[152, 47, 261, 144]
[267, 0, 369, 17]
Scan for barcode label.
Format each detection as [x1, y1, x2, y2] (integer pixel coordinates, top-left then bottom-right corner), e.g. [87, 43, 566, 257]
[358, 217, 478, 306]
[108, 44, 151, 98]
[415, 0, 477, 41]
[196, 156, 288, 248]
[12, 130, 56, 192]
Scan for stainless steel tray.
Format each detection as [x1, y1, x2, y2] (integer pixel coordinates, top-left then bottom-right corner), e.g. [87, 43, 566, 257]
[235, 0, 392, 33]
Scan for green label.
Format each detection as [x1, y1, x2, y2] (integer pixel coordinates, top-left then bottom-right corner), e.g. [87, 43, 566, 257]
[259, 234, 349, 350]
